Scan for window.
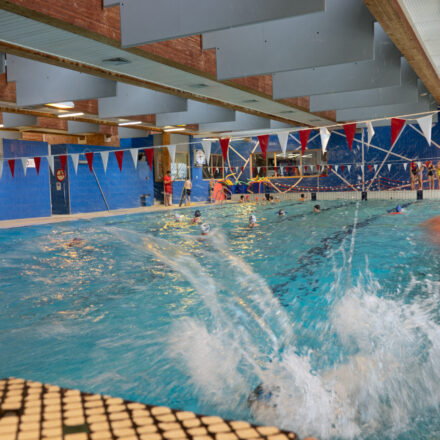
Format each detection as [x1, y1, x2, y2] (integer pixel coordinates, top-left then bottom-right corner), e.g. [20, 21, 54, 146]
[202, 154, 224, 179]
[274, 150, 328, 176]
[251, 152, 276, 178]
[154, 147, 190, 182]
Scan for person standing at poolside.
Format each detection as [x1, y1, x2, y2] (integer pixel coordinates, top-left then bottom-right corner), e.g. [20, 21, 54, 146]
[410, 162, 423, 190]
[163, 170, 173, 206]
[184, 177, 192, 206]
[427, 160, 435, 190]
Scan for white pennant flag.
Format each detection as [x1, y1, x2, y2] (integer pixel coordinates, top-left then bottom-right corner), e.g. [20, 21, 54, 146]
[130, 148, 139, 169]
[347, 165, 351, 172]
[100, 151, 109, 172]
[374, 164, 378, 172]
[201, 140, 212, 164]
[417, 114, 433, 146]
[47, 156, 54, 175]
[403, 163, 408, 171]
[417, 161, 422, 168]
[21, 157, 28, 176]
[310, 165, 314, 172]
[224, 166, 229, 173]
[280, 166, 284, 175]
[319, 127, 331, 153]
[335, 165, 339, 172]
[71, 154, 79, 174]
[366, 121, 375, 147]
[167, 144, 176, 164]
[216, 167, 219, 173]
[387, 164, 392, 172]
[277, 131, 289, 155]
[257, 167, 261, 174]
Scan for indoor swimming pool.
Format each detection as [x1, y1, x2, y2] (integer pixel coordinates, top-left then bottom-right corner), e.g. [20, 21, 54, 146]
[1, 200, 440, 440]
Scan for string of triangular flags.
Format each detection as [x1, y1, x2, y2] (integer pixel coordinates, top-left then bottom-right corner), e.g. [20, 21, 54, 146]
[0, 114, 436, 178]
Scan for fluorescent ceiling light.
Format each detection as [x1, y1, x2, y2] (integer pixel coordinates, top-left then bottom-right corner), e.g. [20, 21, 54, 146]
[0, 124, 3, 128]
[58, 112, 84, 118]
[46, 101, 75, 110]
[202, 138, 218, 141]
[164, 127, 186, 132]
[118, 121, 142, 126]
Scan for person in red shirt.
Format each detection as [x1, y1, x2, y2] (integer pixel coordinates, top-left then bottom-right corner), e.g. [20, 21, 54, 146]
[163, 170, 172, 206]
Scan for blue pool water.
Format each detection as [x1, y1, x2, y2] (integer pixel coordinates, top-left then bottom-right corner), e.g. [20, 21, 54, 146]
[1, 200, 440, 439]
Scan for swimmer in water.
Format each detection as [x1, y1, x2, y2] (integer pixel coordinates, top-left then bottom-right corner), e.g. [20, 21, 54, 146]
[247, 383, 280, 414]
[200, 223, 210, 236]
[249, 214, 258, 228]
[174, 214, 182, 222]
[192, 210, 202, 224]
[277, 209, 286, 216]
[388, 205, 403, 215]
[66, 237, 85, 248]
[314, 204, 321, 213]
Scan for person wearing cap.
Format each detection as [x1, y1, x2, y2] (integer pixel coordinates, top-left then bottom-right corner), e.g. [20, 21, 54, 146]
[277, 209, 286, 216]
[314, 205, 321, 213]
[192, 209, 202, 224]
[200, 223, 210, 236]
[249, 214, 258, 228]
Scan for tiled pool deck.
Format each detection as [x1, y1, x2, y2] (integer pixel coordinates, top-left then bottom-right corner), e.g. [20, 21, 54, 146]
[0, 378, 301, 440]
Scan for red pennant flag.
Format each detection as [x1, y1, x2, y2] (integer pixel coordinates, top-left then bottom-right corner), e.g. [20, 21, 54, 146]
[341, 165, 345, 172]
[220, 138, 230, 162]
[145, 148, 154, 170]
[274, 166, 277, 173]
[391, 118, 405, 146]
[299, 129, 311, 154]
[305, 166, 308, 172]
[262, 166, 266, 175]
[257, 135, 269, 160]
[60, 155, 67, 172]
[85, 152, 94, 172]
[328, 165, 332, 171]
[8, 159, 15, 177]
[425, 161, 430, 168]
[343, 123, 356, 151]
[316, 164, 320, 171]
[241, 166, 244, 172]
[368, 164, 372, 171]
[34, 157, 41, 175]
[115, 151, 124, 171]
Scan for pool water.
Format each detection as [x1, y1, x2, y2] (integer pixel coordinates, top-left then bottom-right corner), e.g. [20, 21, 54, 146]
[1, 200, 440, 439]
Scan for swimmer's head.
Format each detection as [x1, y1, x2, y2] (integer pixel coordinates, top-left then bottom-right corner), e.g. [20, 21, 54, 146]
[314, 204, 320, 212]
[200, 223, 210, 235]
[174, 214, 181, 222]
[249, 214, 256, 223]
[278, 209, 286, 216]
[194, 210, 201, 218]
[396, 205, 402, 213]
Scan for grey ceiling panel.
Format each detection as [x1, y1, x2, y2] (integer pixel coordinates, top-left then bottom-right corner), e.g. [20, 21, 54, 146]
[273, 24, 401, 98]
[103, 0, 120, 6]
[99, 82, 187, 118]
[270, 120, 296, 129]
[310, 59, 418, 111]
[336, 94, 436, 121]
[68, 121, 100, 134]
[6, 55, 116, 106]
[2, 112, 37, 128]
[118, 127, 150, 138]
[203, 0, 374, 79]
[156, 100, 235, 126]
[199, 112, 270, 132]
[120, 0, 325, 46]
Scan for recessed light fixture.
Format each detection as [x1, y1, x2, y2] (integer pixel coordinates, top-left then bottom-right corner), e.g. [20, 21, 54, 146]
[0, 124, 3, 128]
[164, 127, 186, 132]
[58, 112, 84, 118]
[202, 138, 218, 141]
[118, 121, 142, 126]
[46, 101, 75, 110]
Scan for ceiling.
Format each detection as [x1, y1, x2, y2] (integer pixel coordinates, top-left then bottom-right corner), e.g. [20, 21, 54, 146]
[0, 0, 438, 141]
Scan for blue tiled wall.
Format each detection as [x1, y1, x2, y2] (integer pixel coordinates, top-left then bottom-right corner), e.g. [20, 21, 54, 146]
[0, 140, 50, 220]
[64, 142, 154, 214]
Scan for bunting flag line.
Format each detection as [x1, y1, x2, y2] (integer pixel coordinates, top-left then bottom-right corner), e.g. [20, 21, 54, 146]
[85, 152, 94, 172]
[220, 138, 230, 162]
[201, 140, 212, 164]
[167, 145, 176, 164]
[20, 158, 28, 176]
[100, 151, 109, 173]
[47, 155, 54, 175]
[34, 157, 41, 175]
[277, 131, 289, 155]
[416, 114, 433, 146]
[319, 127, 331, 154]
[8, 159, 15, 178]
[343, 123, 356, 151]
[60, 155, 67, 172]
[130, 148, 138, 169]
[145, 148, 154, 171]
[299, 129, 311, 155]
[115, 151, 124, 171]
[391, 118, 406, 146]
[257, 135, 269, 160]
